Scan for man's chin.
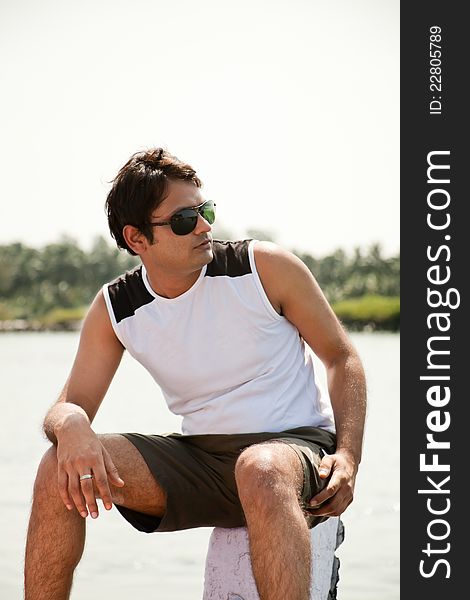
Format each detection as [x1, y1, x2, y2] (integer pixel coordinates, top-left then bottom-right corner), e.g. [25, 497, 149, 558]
[193, 244, 213, 265]
[203, 246, 214, 264]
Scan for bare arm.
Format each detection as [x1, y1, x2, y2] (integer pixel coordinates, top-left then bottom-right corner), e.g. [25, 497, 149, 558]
[254, 241, 367, 516]
[44, 290, 126, 518]
[44, 291, 124, 442]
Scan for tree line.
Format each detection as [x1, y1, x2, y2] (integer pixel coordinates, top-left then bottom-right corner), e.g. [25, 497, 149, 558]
[0, 236, 399, 330]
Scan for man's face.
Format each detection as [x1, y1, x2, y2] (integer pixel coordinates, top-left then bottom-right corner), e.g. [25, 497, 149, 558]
[143, 179, 214, 274]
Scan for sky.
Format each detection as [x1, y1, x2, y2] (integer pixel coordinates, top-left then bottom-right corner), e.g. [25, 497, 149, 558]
[0, 0, 399, 258]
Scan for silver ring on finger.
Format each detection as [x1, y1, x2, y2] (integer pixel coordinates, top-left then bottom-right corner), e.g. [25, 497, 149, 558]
[79, 474, 93, 482]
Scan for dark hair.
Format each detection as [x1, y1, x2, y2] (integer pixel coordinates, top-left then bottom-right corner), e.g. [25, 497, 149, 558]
[105, 148, 202, 255]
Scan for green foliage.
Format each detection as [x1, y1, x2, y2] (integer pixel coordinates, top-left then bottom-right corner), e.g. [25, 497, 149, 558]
[39, 306, 87, 330]
[294, 243, 400, 304]
[332, 295, 400, 331]
[0, 236, 138, 320]
[0, 302, 14, 320]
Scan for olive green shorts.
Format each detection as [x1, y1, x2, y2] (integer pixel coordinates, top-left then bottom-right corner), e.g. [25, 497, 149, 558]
[115, 426, 336, 533]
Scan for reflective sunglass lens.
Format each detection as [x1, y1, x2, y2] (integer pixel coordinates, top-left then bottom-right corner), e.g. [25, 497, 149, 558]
[201, 205, 215, 224]
[172, 216, 197, 235]
[169, 201, 216, 235]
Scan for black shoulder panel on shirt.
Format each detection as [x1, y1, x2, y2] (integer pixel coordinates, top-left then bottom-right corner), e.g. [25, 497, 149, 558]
[206, 240, 253, 277]
[107, 265, 154, 323]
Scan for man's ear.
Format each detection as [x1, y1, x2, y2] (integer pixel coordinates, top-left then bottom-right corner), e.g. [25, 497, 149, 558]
[122, 225, 150, 255]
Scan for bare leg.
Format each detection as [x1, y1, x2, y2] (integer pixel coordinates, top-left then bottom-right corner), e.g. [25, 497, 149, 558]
[24, 434, 166, 600]
[235, 443, 311, 600]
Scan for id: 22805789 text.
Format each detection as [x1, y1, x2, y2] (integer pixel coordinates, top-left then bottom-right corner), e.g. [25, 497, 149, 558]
[429, 26, 443, 115]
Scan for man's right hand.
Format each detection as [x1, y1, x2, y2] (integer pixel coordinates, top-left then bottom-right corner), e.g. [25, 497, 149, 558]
[56, 417, 125, 519]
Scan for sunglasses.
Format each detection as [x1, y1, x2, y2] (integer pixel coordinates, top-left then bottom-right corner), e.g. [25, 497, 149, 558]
[149, 199, 216, 236]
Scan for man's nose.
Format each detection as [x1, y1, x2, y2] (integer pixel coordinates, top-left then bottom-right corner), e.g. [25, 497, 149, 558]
[194, 212, 212, 234]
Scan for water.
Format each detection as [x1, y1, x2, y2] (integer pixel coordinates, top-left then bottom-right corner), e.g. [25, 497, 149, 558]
[0, 332, 399, 599]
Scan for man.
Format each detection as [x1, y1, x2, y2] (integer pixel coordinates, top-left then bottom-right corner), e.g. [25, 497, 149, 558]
[24, 148, 366, 600]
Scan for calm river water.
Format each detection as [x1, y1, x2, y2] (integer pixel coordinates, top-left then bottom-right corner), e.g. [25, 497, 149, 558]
[0, 331, 399, 599]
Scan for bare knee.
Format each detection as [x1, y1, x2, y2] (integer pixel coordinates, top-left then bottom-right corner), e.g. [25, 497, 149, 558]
[235, 443, 302, 509]
[33, 446, 60, 501]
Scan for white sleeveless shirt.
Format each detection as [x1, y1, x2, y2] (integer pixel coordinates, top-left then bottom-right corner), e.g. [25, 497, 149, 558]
[103, 239, 335, 435]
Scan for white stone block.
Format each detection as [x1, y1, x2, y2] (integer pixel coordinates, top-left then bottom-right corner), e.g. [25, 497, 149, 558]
[203, 517, 341, 600]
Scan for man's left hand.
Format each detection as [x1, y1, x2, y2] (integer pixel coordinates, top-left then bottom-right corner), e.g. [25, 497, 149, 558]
[307, 451, 358, 516]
